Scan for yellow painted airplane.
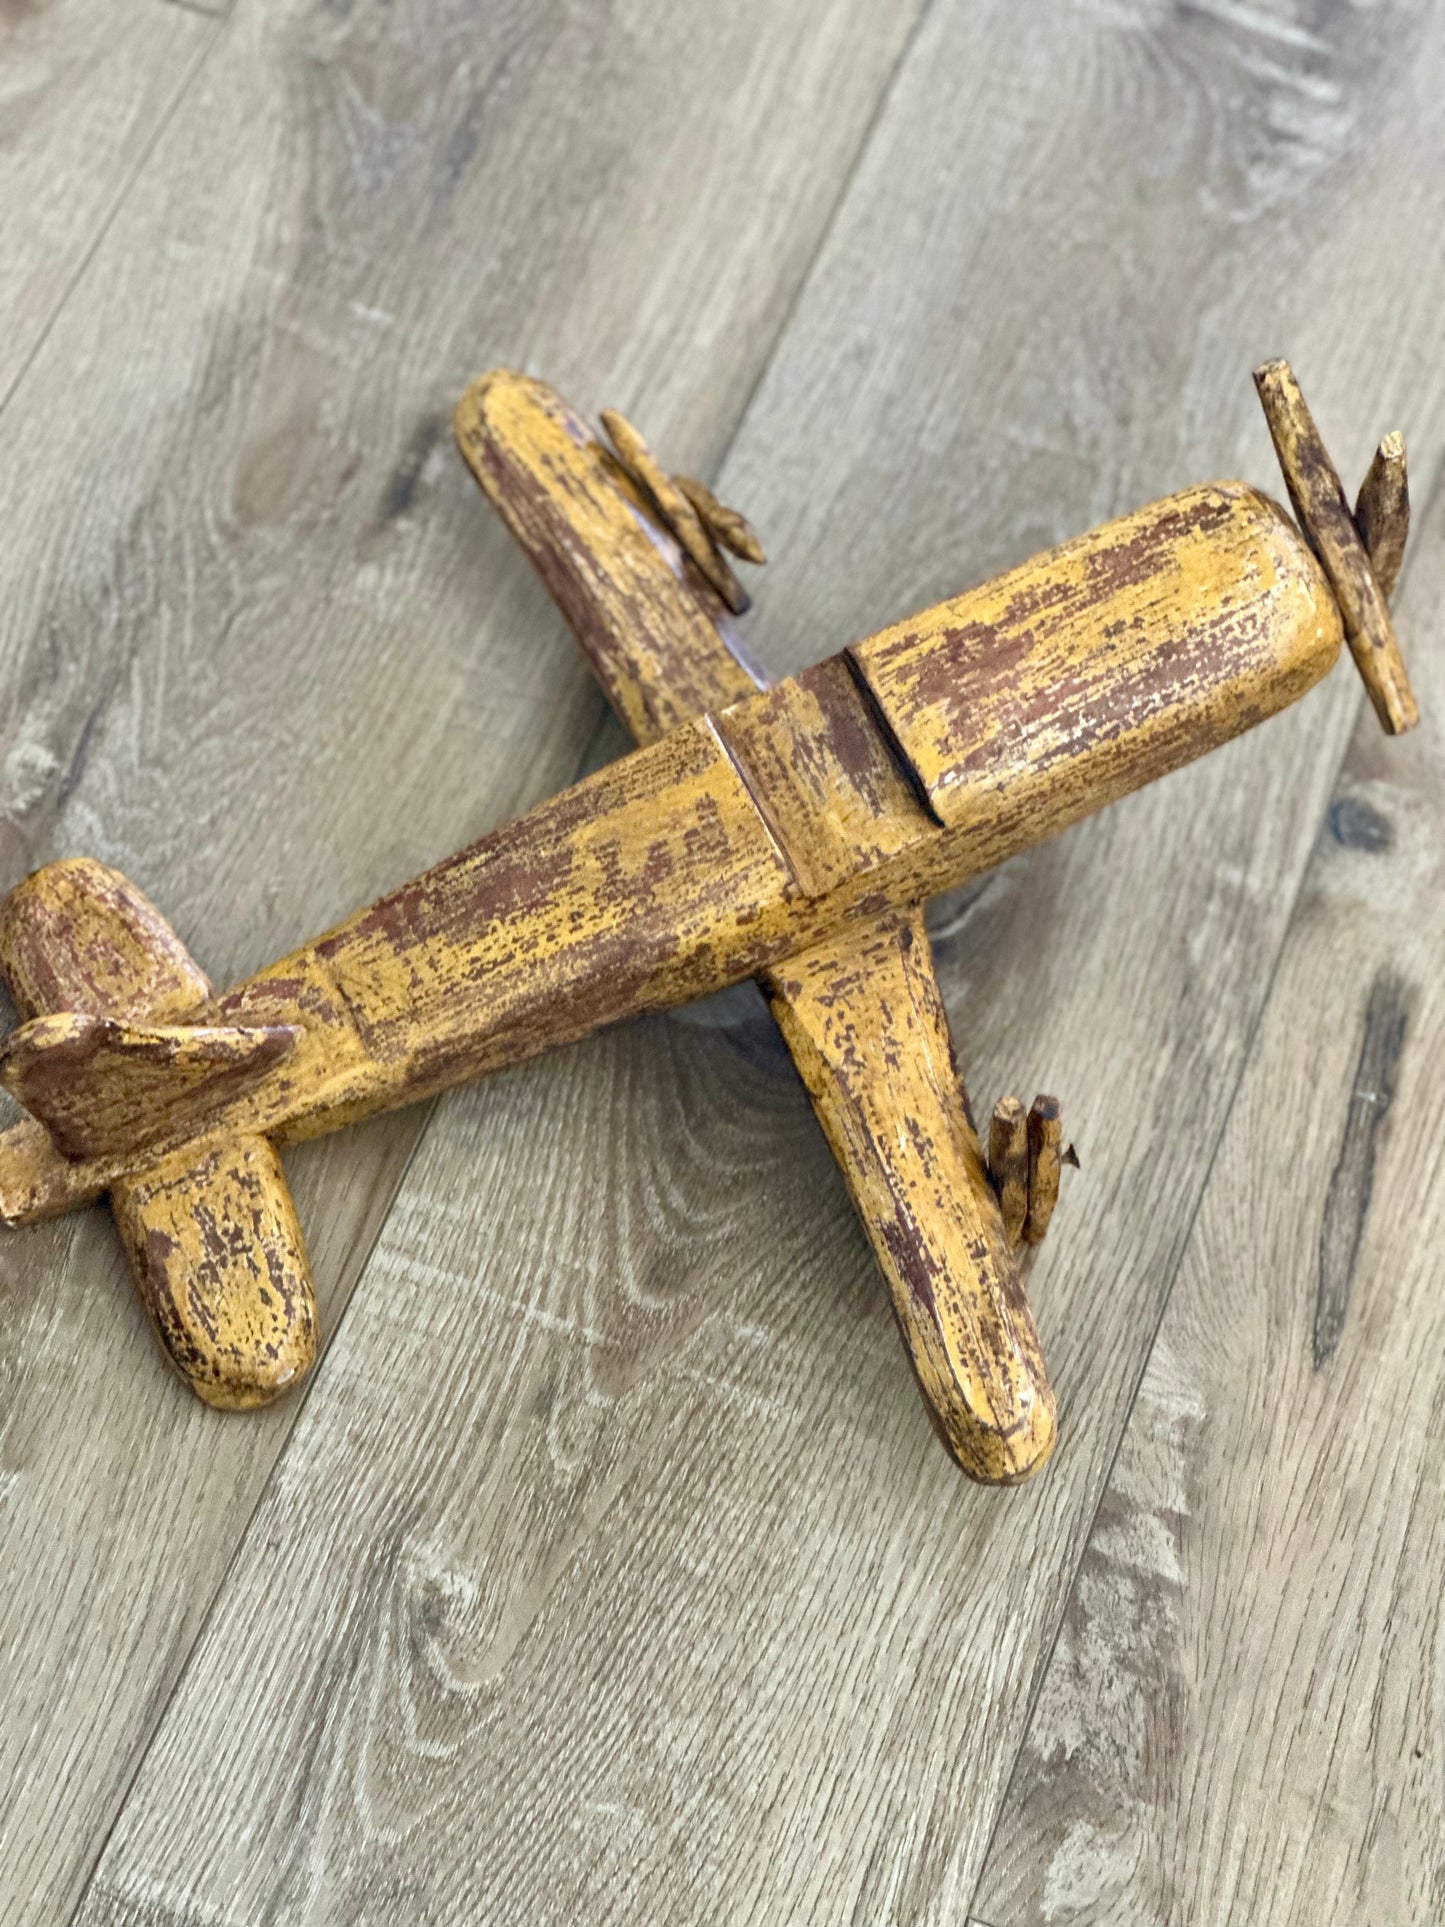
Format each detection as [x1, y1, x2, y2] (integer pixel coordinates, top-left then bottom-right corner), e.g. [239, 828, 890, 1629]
[0, 361, 1415, 1482]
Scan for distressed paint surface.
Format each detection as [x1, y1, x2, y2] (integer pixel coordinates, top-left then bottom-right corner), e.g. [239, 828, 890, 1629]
[455, 372, 765, 741]
[112, 1132, 317, 1411]
[1, 1012, 299, 1162]
[0, 407, 1347, 1473]
[0, 859, 212, 1023]
[851, 482, 1342, 837]
[765, 909, 1055, 1481]
[463, 373, 1052, 1481]
[0, 856, 317, 1404]
[0, 480, 1340, 1202]
[38, 0, 1445, 1913]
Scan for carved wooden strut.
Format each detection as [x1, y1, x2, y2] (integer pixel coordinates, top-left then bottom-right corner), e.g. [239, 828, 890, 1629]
[0, 363, 1417, 1483]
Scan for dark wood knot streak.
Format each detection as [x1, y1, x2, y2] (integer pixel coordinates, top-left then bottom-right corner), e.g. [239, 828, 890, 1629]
[0, 363, 1416, 1484]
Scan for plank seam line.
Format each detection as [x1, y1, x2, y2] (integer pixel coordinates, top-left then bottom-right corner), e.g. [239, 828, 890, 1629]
[842, 643, 948, 827]
[962, 734, 1359, 1912]
[557, 0, 944, 808]
[705, 0, 942, 509]
[60, 1099, 440, 1927]
[60, 1, 945, 1911]
[703, 710, 809, 892]
[0, 16, 223, 426]
[962, 447, 1445, 1910]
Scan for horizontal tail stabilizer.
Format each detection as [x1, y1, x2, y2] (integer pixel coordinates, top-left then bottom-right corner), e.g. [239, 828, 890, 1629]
[0, 1012, 301, 1162]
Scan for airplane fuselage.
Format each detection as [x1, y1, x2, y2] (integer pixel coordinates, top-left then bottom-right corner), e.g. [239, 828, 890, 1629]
[0, 475, 1340, 1232]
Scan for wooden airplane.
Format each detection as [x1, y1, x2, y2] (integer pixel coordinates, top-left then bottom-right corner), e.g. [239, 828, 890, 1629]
[0, 360, 1417, 1484]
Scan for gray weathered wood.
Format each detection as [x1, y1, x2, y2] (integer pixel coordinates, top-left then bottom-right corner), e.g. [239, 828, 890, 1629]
[0, 0, 921, 1918]
[69, 2, 1445, 1923]
[0, 0, 212, 410]
[971, 452, 1445, 1926]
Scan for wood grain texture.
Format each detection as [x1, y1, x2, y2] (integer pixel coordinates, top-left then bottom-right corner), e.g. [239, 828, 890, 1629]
[72, 1, 1445, 1922]
[0, 0, 212, 409]
[972, 429, 1445, 1927]
[0, 0, 923, 1914]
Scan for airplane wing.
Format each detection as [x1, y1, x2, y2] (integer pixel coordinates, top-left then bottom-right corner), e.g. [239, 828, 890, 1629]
[456, 372, 1057, 1481]
[0, 860, 317, 1407]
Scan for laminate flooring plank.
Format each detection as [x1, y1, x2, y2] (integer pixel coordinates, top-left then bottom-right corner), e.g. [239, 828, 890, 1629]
[0, 0, 212, 409]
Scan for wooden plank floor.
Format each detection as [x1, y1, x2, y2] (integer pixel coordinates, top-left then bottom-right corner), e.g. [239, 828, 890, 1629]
[0, 0, 212, 406]
[1, 1, 1442, 1922]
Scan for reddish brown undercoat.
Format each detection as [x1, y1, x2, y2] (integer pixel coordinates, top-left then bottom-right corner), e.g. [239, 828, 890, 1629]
[456, 372, 764, 739]
[0, 861, 211, 1022]
[197, 481, 1335, 1149]
[851, 482, 1340, 836]
[3, 1012, 299, 1161]
[764, 911, 1055, 1479]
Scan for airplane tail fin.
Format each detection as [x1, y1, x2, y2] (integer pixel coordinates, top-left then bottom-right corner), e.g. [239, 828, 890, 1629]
[0, 1010, 299, 1162]
[0, 859, 317, 1406]
[764, 909, 1058, 1484]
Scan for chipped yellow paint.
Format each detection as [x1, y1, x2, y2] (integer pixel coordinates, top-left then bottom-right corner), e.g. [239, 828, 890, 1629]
[851, 482, 1340, 835]
[468, 380, 1062, 1481]
[112, 1131, 316, 1410]
[455, 372, 762, 740]
[0, 487, 1339, 1217]
[1, 1011, 299, 1161]
[765, 909, 1056, 1483]
[0, 857, 211, 1022]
